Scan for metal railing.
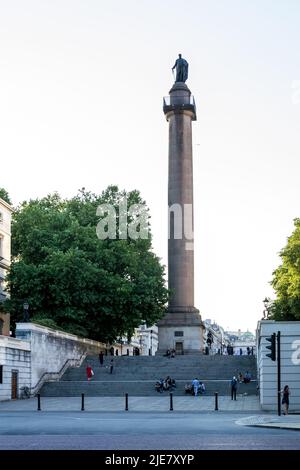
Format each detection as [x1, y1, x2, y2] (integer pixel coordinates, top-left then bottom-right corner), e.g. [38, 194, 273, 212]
[163, 95, 195, 107]
[29, 353, 87, 396]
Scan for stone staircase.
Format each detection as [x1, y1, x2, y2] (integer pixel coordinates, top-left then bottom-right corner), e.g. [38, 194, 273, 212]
[40, 355, 257, 397]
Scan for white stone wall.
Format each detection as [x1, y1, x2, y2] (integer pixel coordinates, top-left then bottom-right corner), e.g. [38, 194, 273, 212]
[257, 320, 300, 411]
[0, 336, 31, 401]
[15, 323, 103, 389]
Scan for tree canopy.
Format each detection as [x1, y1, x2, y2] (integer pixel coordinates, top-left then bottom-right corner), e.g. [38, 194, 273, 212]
[5, 186, 168, 341]
[0, 188, 12, 205]
[270, 218, 300, 321]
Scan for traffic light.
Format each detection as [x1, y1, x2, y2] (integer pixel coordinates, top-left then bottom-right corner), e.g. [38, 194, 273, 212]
[266, 333, 276, 361]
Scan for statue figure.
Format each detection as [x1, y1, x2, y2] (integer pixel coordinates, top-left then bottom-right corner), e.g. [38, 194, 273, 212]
[172, 54, 189, 83]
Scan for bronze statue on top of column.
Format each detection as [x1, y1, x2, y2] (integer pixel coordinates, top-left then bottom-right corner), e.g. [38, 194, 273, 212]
[172, 54, 189, 83]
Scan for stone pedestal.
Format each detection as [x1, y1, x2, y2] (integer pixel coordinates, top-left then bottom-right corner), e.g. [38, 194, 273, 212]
[158, 82, 204, 354]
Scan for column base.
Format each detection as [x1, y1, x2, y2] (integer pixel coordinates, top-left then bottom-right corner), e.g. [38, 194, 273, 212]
[157, 308, 204, 355]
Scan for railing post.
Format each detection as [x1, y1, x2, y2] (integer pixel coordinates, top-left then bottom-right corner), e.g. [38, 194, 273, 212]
[214, 392, 218, 411]
[170, 392, 173, 411]
[125, 393, 128, 411]
[37, 393, 41, 411]
[81, 393, 85, 411]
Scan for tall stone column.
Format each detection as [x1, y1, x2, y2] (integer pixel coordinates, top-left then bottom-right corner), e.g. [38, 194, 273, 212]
[157, 82, 204, 354]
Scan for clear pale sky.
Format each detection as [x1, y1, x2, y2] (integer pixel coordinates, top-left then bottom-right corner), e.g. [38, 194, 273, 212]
[1, 1, 300, 333]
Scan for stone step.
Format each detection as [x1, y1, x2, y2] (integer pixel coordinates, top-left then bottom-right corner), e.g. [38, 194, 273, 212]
[39, 354, 257, 397]
[84, 355, 256, 363]
[40, 379, 257, 397]
[61, 371, 257, 381]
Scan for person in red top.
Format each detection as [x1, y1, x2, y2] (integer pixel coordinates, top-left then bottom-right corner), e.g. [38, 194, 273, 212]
[86, 365, 94, 383]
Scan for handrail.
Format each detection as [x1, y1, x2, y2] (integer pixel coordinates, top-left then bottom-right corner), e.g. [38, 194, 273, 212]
[29, 352, 87, 396]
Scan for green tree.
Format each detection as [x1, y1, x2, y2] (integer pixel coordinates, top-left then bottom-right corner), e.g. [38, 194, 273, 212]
[0, 188, 12, 205]
[270, 218, 300, 320]
[5, 187, 168, 341]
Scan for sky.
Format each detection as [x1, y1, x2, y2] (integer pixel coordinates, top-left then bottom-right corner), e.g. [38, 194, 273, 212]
[1, 0, 300, 334]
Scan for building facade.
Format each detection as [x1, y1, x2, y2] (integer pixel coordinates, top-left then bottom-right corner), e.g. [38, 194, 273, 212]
[136, 324, 158, 356]
[225, 329, 256, 355]
[203, 319, 227, 354]
[0, 197, 13, 336]
[111, 325, 158, 357]
[257, 320, 300, 411]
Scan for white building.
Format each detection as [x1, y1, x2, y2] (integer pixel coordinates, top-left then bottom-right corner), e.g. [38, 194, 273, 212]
[257, 320, 300, 411]
[136, 324, 158, 356]
[0, 197, 13, 336]
[0, 335, 31, 400]
[225, 329, 256, 355]
[105, 325, 159, 356]
[203, 319, 228, 354]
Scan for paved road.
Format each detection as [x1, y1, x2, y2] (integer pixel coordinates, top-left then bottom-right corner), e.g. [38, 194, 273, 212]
[0, 411, 299, 450]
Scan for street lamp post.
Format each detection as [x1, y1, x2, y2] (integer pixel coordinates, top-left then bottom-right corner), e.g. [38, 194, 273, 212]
[23, 301, 29, 323]
[150, 330, 153, 356]
[263, 298, 270, 319]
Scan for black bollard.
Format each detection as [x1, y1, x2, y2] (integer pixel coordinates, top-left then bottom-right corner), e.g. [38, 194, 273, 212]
[37, 393, 41, 411]
[125, 393, 128, 411]
[170, 392, 173, 411]
[81, 393, 85, 411]
[214, 392, 218, 411]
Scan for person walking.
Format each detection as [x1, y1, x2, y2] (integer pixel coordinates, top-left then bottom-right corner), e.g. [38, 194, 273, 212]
[230, 376, 238, 400]
[99, 351, 104, 366]
[281, 385, 290, 415]
[86, 364, 94, 383]
[110, 359, 114, 374]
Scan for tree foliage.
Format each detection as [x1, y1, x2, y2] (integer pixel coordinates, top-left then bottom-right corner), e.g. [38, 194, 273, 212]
[270, 218, 300, 321]
[5, 186, 168, 341]
[0, 188, 12, 205]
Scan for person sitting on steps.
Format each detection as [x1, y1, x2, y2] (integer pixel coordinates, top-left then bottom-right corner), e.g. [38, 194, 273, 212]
[155, 379, 164, 393]
[243, 371, 251, 383]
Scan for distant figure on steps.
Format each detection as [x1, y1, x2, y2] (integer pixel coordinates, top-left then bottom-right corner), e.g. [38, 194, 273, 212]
[86, 364, 94, 383]
[243, 371, 251, 383]
[99, 351, 104, 366]
[230, 376, 238, 400]
[192, 378, 200, 396]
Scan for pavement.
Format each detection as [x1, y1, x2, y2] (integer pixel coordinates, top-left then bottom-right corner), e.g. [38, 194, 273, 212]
[236, 414, 300, 430]
[0, 396, 299, 432]
[0, 394, 260, 412]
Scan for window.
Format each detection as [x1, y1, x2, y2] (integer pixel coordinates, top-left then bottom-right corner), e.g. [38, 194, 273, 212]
[174, 331, 184, 337]
[0, 212, 3, 223]
[0, 365, 3, 384]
